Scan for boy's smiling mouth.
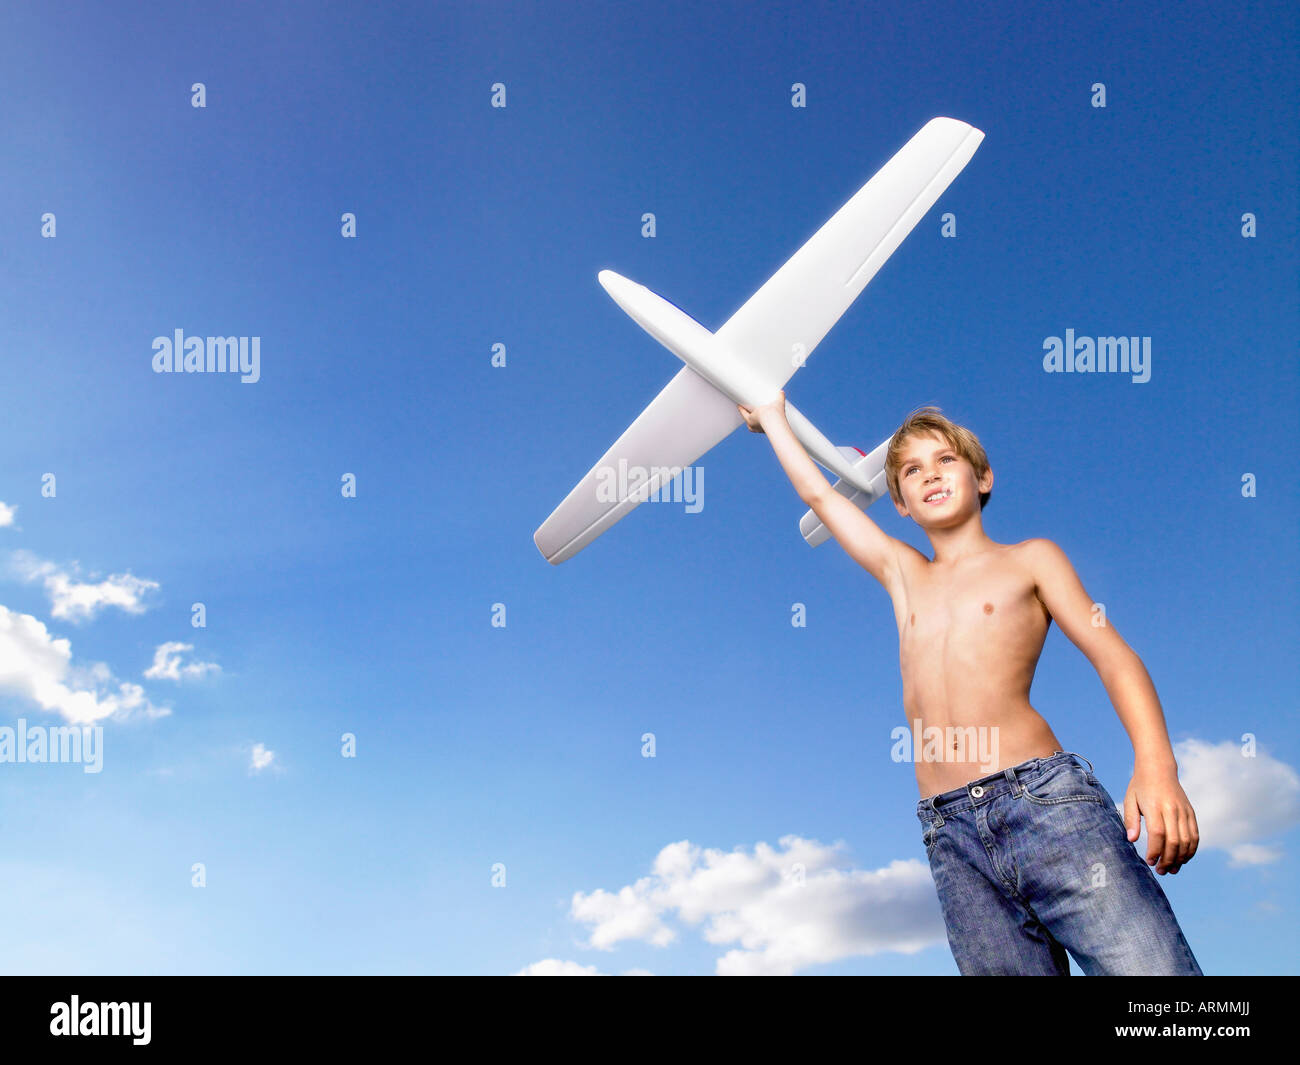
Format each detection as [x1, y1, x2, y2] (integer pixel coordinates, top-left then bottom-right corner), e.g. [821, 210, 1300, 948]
[923, 487, 953, 504]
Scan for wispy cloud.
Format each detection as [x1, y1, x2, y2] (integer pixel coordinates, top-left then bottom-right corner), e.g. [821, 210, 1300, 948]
[144, 642, 220, 682]
[249, 743, 276, 773]
[515, 960, 653, 976]
[558, 835, 943, 976]
[0, 604, 170, 724]
[0, 502, 16, 528]
[8, 549, 159, 623]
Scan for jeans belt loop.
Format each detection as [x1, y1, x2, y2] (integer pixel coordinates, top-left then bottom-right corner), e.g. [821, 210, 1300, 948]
[928, 796, 944, 828]
[1004, 764, 1020, 797]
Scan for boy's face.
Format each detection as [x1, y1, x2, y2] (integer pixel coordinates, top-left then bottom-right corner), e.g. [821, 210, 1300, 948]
[893, 430, 993, 527]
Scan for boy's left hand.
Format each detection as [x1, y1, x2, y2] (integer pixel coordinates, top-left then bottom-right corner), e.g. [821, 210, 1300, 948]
[1124, 764, 1199, 875]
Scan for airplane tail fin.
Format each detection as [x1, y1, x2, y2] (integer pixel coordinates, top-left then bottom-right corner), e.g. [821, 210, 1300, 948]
[799, 438, 892, 546]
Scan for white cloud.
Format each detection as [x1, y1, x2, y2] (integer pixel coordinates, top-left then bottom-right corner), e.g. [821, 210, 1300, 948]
[515, 959, 602, 976]
[572, 881, 677, 949]
[0, 502, 16, 528]
[567, 836, 943, 976]
[249, 743, 275, 773]
[9, 549, 158, 622]
[1158, 738, 1300, 866]
[144, 641, 220, 681]
[0, 604, 170, 724]
[514, 959, 653, 976]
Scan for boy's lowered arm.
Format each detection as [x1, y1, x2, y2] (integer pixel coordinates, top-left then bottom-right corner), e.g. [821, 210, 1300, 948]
[744, 393, 905, 594]
[1024, 536, 1198, 873]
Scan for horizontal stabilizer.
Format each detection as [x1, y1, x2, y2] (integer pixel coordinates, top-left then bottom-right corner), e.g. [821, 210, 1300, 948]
[799, 437, 892, 546]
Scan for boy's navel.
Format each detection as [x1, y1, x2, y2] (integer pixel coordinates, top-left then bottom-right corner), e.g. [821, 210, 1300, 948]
[910, 613, 915, 626]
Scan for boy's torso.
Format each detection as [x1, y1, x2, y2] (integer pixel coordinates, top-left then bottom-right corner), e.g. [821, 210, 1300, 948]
[890, 539, 1065, 799]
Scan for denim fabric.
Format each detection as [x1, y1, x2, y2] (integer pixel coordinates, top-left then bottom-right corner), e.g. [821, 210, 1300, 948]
[916, 750, 1203, 975]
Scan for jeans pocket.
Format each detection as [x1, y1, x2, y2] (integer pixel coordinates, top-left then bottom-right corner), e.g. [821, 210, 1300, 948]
[922, 823, 938, 858]
[1090, 779, 1131, 833]
[1019, 762, 1105, 807]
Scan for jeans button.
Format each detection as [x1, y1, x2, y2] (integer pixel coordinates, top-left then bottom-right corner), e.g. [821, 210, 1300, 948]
[970, 785, 985, 798]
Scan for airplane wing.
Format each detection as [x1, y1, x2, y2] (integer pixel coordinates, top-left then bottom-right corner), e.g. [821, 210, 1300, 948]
[713, 116, 985, 381]
[535, 117, 984, 564]
[533, 364, 740, 565]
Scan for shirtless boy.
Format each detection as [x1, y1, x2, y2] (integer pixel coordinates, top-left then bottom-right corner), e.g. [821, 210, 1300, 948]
[737, 396, 1203, 976]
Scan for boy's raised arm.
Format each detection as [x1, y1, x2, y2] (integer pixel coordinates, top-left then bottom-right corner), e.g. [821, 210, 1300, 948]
[739, 392, 905, 595]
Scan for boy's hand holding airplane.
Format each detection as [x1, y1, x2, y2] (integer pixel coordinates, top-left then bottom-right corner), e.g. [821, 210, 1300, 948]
[737, 391, 787, 433]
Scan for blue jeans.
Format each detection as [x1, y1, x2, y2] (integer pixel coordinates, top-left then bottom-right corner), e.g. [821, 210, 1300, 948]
[916, 750, 1203, 975]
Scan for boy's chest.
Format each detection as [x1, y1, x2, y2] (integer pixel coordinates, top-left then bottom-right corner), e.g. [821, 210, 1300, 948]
[895, 558, 1047, 649]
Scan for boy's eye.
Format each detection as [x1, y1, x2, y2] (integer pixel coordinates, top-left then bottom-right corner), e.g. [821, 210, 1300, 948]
[906, 455, 954, 475]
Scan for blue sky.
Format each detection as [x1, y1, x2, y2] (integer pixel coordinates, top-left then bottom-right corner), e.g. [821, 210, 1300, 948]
[0, 0, 1295, 975]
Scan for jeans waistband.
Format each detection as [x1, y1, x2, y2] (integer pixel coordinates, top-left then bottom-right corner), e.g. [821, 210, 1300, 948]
[916, 750, 1094, 824]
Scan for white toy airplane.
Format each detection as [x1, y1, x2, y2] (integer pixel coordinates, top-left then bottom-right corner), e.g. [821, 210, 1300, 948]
[534, 116, 984, 564]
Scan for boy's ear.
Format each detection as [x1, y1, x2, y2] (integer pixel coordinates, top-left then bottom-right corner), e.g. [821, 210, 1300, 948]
[979, 466, 993, 493]
[893, 496, 910, 518]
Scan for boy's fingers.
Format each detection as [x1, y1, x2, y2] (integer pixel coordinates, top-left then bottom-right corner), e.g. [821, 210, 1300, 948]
[1171, 808, 1189, 866]
[1145, 815, 1165, 867]
[1177, 807, 1197, 866]
[1171, 803, 1201, 872]
[1123, 796, 1140, 842]
[1149, 808, 1184, 873]
[1161, 814, 1181, 872]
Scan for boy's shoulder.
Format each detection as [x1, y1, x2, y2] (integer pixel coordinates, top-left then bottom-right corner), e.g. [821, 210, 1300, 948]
[1004, 537, 1078, 587]
[1009, 537, 1058, 561]
[1006, 539, 1091, 618]
[1012, 537, 1075, 570]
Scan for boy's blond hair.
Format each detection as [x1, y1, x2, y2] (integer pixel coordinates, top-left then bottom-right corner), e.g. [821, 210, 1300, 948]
[884, 406, 992, 510]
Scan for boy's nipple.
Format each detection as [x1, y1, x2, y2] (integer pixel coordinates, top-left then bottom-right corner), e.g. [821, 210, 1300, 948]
[983, 603, 994, 614]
